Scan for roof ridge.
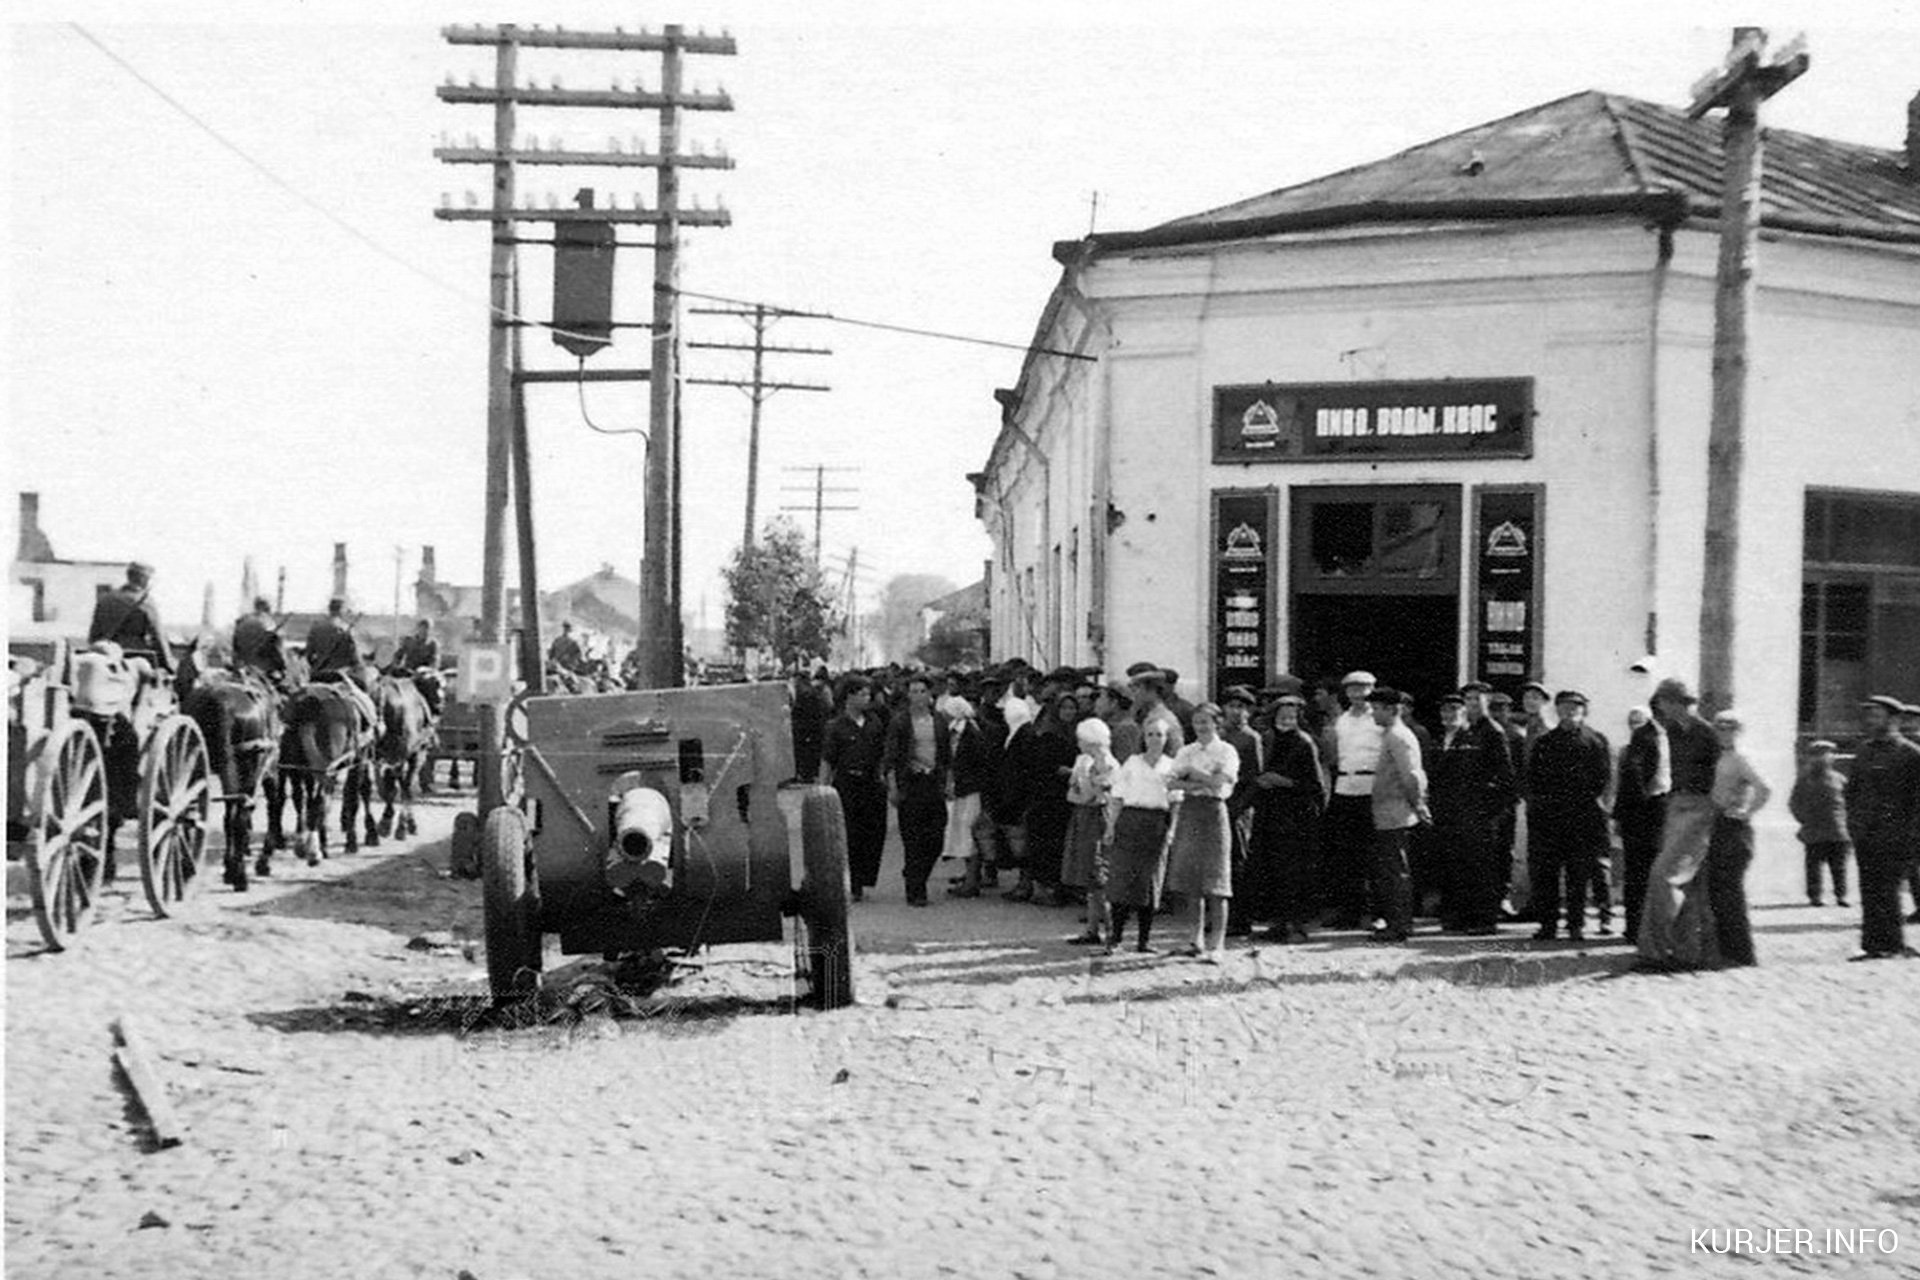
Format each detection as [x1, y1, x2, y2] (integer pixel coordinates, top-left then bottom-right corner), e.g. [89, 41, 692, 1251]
[1157, 88, 1608, 230]
[1599, 93, 1661, 194]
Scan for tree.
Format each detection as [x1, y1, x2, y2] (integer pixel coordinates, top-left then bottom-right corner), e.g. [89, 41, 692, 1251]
[866, 573, 957, 665]
[916, 610, 988, 669]
[722, 517, 841, 669]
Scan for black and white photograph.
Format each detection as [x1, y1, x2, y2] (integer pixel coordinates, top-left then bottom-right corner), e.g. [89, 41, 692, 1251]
[6, 2, 1920, 1276]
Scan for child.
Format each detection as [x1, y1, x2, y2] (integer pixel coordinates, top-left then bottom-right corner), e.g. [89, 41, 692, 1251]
[1063, 718, 1119, 945]
[1165, 703, 1241, 964]
[1104, 719, 1176, 954]
[1789, 739, 1851, 908]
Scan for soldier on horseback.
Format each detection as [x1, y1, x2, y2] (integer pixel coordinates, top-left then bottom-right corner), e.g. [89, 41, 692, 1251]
[232, 596, 282, 684]
[390, 618, 444, 715]
[303, 598, 379, 731]
[81, 561, 175, 879]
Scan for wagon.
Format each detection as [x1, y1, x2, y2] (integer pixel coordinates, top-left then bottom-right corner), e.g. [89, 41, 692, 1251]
[6, 641, 213, 950]
[479, 680, 855, 1009]
[426, 682, 483, 791]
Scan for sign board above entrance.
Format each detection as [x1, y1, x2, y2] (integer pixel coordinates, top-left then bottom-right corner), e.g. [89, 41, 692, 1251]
[1213, 378, 1534, 463]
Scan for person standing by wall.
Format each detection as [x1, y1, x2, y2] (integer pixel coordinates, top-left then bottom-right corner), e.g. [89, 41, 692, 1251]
[1325, 671, 1385, 930]
[1251, 693, 1328, 942]
[1366, 686, 1429, 945]
[1487, 690, 1527, 919]
[883, 673, 952, 908]
[1635, 678, 1722, 970]
[821, 676, 890, 903]
[1614, 705, 1671, 946]
[1104, 718, 1176, 954]
[1165, 703, 1241, 964]
[1219, 686, 1264, 938]
[1525, 690, 1613, 943]
[1789, 739, 1851, 908]
[1441, 682, 1518, 936]
[1705, 709, 1771, 968]
[1844, 695, 1920, 960]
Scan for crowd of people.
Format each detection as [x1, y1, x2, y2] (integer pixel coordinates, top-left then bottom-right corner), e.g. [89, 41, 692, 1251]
[787, 659, 1920, 968]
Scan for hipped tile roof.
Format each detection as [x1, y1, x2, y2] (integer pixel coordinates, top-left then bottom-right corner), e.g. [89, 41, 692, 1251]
[1081, 91, 1920, 254]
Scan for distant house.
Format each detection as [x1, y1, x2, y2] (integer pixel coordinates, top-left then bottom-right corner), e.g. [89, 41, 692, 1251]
[9, 492, 194, 649]
[411, 549, 641, 664]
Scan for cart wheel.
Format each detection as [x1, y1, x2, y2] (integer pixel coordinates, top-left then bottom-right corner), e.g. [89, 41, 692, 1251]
[796, 786, 856, 1009]
[25, 721, 109, 952]
[481, 805, 541, 1003]
[138, 715, 212, 917]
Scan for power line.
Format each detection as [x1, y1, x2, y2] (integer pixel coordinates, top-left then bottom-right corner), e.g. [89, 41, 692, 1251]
[67, 23, 1101, 370]
[671, 285, 1098, 363]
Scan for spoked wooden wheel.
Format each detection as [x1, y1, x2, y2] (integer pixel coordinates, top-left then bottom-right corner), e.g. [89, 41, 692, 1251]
[138, 715, 213, 917]
[24, 721, 109, 951]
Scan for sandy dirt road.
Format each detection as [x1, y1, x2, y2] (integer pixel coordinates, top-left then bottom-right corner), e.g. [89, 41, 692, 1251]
[7, 791, 1919, 1279]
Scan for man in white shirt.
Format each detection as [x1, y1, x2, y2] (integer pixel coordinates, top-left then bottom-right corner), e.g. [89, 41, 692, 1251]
[1325, 670, 1384, 930]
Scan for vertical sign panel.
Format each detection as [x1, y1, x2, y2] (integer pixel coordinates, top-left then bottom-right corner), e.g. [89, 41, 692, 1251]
[1472, 486, 1542, 699]
[1212, 490, 1275, 699]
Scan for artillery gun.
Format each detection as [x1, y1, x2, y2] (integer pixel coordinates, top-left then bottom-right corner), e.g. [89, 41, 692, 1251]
[480, 680, 854, 1008]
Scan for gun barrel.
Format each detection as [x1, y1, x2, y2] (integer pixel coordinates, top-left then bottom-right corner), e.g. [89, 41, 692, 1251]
[610, 785, 674, 894]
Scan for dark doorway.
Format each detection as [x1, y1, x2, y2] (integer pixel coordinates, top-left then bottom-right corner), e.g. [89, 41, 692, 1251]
[1292, 594, 1459, 729]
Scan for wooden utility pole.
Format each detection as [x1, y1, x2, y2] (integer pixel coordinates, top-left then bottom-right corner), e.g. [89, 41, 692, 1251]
[509, 267, 544, 695]
[1687, 27, 1808, 713]
[687, 304, 831, 550]
[437, 22, 736, 809]
[779, 465, 860, 568]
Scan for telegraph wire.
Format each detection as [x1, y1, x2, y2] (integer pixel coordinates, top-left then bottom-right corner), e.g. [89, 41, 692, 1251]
[67, 23, 1098, 367]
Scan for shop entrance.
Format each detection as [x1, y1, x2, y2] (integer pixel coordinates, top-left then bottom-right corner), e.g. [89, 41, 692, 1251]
[1290, 485, 1462, 726]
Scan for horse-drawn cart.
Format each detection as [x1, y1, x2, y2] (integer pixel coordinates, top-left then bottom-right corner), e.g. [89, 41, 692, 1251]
[428, 681, 482, 791]
[7, 641, 213, 950]
[478, 681, 855, 1009]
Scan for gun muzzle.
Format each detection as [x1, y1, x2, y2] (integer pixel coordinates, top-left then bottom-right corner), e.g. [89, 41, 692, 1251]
[608, 785, 674, 896]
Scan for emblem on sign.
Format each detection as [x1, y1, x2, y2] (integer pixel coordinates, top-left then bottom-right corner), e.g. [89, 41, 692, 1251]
[1240, 399, 1281, 442]
[459, 643, 515, 706]
[1223, 523, 1264, 560]
[1485, 520, 1529, 558]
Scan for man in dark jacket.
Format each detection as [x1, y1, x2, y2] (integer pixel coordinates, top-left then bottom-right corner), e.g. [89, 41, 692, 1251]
[303, 599, 362, 682]
[822, 676, 889, 902]
[1844, 695, 1920, 959]
[1525, 690, 1612, 942]
[1431, 682, 1517, 935]
[1252, 693, 1327, 941]
[89, 561, 174, 675]
[1221, 686, 1265, 936]
[231, 596, 282, 681]
[882, 673, 952, 907]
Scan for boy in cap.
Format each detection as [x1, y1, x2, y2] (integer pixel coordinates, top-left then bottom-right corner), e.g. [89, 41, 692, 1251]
[1789, 739, 1851, 908]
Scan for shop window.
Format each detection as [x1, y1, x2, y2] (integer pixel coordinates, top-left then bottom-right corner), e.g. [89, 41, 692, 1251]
[1799, 489, 1920, 737]
[1309, 502, 1374, 578]
[1303, 493, 1454, 586]
[1377, 501, 1447, 579]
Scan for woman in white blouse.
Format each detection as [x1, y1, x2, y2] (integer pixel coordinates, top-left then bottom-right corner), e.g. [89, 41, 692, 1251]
[1165, 703, 1241, 964]
[1706, 709, 1771, 968]
[1103, 719, 1176, 954]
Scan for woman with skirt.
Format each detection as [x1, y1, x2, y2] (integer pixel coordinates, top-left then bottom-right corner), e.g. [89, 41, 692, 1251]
[1164, 703, 1242, 965]
[1104, 718, 1175, 954]
[1706, 709, 1771, 968]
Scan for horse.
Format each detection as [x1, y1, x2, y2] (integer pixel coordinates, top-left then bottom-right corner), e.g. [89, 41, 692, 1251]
[181, 656, 283, 892]
[266, 657, 378, 866]
[373, 670, 436, 840]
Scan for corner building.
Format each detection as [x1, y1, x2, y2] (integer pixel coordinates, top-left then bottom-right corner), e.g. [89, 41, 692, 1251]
[975, 90, 1920, 863]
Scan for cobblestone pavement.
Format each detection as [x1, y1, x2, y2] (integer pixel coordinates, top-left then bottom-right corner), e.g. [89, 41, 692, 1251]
[7, 795, 1919, 1279]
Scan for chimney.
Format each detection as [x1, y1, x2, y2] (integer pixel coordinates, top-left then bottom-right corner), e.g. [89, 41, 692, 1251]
[418, 545, 437, 586]
[276, 566, 287, 614]
[201, 581, 216, 630]
[240, 556, 258, 609]
[331, 542, 349, 602]
[1909, 90, 1920, 174]
[16, 492, 54, 562]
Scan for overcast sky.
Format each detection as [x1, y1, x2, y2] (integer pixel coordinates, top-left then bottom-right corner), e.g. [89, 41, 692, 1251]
[7, 0, 1917, 637]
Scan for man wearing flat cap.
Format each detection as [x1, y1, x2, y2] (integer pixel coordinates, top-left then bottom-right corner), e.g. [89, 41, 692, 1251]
[1844, 694, 1920, 959]
[1364, 686, 1429, 943]
[1524, 690, 1613, 942]
[1127, 666, 1185, 754]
